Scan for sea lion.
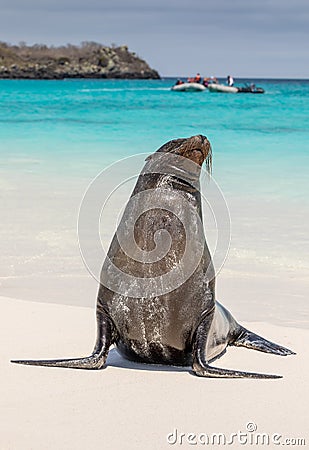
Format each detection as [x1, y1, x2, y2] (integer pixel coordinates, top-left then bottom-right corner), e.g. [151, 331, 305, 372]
[11, 135, 295, 378]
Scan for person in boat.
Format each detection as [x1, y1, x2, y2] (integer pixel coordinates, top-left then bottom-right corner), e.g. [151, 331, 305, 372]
[188, 74, 201, 83]
[194, 73, 201, 83]
[203, 76, 218, 87]
[227, 75, 234, 86]
[175, 79, 184, 85]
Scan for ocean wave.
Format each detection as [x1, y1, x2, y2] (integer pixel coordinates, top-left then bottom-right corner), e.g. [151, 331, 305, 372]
[231, 248, 309, 270]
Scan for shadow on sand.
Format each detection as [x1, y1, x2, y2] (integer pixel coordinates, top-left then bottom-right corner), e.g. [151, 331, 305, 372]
[106, 348, 190, 373]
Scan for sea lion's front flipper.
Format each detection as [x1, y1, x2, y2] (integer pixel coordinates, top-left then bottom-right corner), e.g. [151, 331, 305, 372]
[11, 355, 106, 369]
[192, 362, 282, 379]
[232, 327, 296, 356]
[11, 310, 115, 370]
[192, 315, 282, 379]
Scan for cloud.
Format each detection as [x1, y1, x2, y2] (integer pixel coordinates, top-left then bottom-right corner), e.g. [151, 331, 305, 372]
[0, 0, 308, 77]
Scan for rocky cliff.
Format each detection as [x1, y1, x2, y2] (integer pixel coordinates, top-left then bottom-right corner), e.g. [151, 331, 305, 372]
[0, 42, 160, 79]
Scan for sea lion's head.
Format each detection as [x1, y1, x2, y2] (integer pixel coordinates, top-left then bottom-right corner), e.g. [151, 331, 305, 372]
[155, 134, 212, 172]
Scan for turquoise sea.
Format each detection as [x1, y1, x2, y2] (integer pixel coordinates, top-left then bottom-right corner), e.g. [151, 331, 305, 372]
[0, 78, 308, 322]
[0, 78, 308, 200]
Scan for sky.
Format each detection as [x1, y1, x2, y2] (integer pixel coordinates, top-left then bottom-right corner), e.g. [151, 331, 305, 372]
[0, 0, 308, 78]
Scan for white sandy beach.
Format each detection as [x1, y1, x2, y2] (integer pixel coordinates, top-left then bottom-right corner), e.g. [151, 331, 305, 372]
[1, 294, 308, 450]
[1, 167, 309, 449]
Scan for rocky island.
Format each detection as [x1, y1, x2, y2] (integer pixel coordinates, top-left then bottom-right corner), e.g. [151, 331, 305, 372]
[0, 42, 160, 79]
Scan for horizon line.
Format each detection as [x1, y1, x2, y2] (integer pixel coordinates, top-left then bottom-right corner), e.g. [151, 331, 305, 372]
[161, 75, 309, 80]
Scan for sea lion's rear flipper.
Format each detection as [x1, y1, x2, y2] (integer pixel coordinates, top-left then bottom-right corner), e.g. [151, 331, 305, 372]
[11, 311, 115, 370]
[232, 327, 296, 356]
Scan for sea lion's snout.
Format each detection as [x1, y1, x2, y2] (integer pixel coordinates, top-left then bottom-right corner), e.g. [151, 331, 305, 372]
[182, 135, 212, 170]
[200, 135, 211, 159]
[188, 134, 210, 158]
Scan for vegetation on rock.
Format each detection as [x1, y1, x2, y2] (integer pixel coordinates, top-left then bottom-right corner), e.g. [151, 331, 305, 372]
[0, 42, 160, 79]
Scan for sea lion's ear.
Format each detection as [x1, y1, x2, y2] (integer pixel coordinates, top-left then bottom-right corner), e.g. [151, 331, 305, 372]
[146, 138, 187, 161]
[156, 138, 187, 155]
